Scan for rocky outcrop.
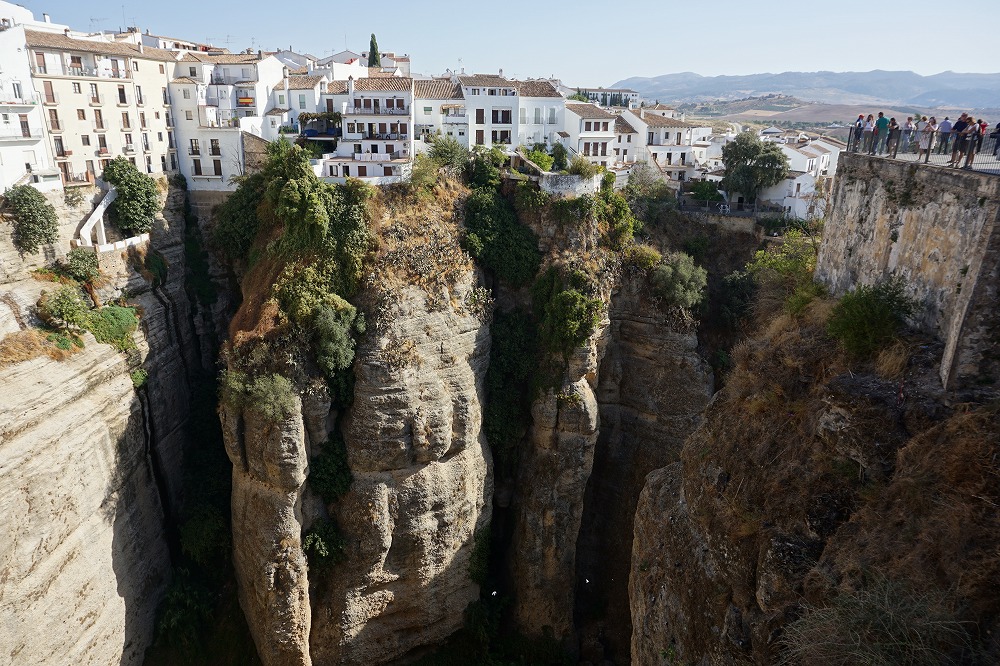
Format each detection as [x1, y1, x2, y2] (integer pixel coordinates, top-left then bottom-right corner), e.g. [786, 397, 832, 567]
[576, 278, 713, 662]
[309, 275, 492, 664]
[0, 180, 198, 665]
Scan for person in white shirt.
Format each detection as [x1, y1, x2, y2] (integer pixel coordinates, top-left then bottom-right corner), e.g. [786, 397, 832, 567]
[901, 117, 915, 152]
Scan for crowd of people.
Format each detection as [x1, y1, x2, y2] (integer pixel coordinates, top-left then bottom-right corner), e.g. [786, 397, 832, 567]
[849, 112, 999, 169]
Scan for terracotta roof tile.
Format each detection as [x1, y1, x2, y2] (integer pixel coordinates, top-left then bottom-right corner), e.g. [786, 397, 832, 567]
[284, 75, 326, 90]
[180, 51, 263, 64]
[459, 74, 514, 88]
[640, 114, 694, 128]
[413, 80, 463, 100]
[565, 103, 616, 120]
[326, 80, 348, 94]
[26, 30, 177, 62]
[615, 116, 637, 134]
[171, 76, 197, 84]
[515, 80, 561, 98]
[354, 77, 412, 92]
[265, 107, 289, 116]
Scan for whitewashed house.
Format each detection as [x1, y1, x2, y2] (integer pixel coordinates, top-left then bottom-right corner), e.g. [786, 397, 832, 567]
[758, 169, 820, 219]
[413, 79, 467, 147]
[623, 108, 713, 182]
[612, 115, 639, 165]
[563, 103, 616, 166]
[0, 2, 60, 191]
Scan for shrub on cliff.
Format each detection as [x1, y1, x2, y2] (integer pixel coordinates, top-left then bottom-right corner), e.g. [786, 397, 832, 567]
[64, 248, 100, 283]
[827, 276, 916, 359]
[551, 142, 568, 171]
[309, 431, 352, 504]
[4, 184, 58, 254]
[525, 148, 554, 172]
[211, 171, 265, 264]
[532, 267, 602, 357]
[429, 135, 470, 172]
[463, 188, 540, 287]
[37, 285, 88, 329]
[86, 305, 138, 351]
[651, 252, 708, 311]
[220, 370, 297, 422]
[102, 157, 159, 234]
[567, 155, 599, 178]
[302, 518, 347, 566]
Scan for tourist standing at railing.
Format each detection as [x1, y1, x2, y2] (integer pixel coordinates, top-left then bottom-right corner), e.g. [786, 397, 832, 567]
[976, 119, 987, 153]
[991, 122, 1000, 157]
[948, 114, 970, 165]
[862, 114, 875, 153]
[901, 117, 915, 152]
[886, 118, 900, 154]
[917, 116, 936, 161]
[852, 114, 865, 151]
[959, 119, 980, 169]
[937, 117, 953, 154]
[872, 112, 889, 154]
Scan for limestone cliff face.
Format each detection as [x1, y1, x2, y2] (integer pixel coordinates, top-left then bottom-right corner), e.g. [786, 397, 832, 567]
[0, 181, 200, 664]
[309, 274, 492, 664]
[576, 278, 713, 662]
[510, 315, 607, 642]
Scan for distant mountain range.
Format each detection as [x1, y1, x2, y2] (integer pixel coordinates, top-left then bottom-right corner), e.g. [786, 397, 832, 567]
[610, 71, 1000, 110]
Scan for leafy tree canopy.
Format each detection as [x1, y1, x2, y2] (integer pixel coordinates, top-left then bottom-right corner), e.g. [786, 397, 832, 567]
[720, 132, 789, 202]
[103, 157, 160, 234]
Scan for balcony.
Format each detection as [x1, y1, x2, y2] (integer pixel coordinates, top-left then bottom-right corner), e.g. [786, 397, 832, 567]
[89, 94, 103, 106]
[188, 147, 200, 155]
[93, 123, 108, 132]
[210, 73, 257, 85]
[203, 96, 220, 107]
[116, 96, 130, 107]
[209, 148, 222, 156]
[42, 92, 59, 105]
[0, 94, 41, 107]
[97, 147, 109, 155]
[55, 149, 73, 158]
[345, 106, 410, 116]
[136, 95, 145, 106]
[443, 113, 467, 124]
[32, 64, 130, 79]
[124, 144, 136, 153]
[352, 151, 404, 161]
[0, 126, 42, 140]
[346, 132, 409, 141]
[64, 172, 93, 187]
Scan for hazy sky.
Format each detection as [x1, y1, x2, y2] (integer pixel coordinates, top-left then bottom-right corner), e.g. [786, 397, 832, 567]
[20, 0, 1000, 85]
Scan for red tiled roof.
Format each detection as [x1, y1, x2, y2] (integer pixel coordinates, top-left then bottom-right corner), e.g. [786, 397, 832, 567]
[565, 103, 616, 120]
[413, 80, 463, 100]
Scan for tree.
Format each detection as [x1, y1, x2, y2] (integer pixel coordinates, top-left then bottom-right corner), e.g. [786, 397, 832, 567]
[551, 143, 568, 171]
[4, 184, 58, 254]
[367, 34, 381, 68]
[720, 132, 789, 203]
[690, 180, 722, 202]
[429, 135, 470, 172]
[102, 157, 159, 234]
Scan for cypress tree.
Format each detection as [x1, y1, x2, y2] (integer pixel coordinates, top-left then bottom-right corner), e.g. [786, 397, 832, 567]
[367, 34, 381, 67]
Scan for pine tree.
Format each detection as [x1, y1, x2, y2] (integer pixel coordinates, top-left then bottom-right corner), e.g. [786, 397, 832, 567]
[367, 34, 381, 68]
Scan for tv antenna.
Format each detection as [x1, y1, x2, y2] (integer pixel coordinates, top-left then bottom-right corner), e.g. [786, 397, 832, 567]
[89, 17, 108, 31]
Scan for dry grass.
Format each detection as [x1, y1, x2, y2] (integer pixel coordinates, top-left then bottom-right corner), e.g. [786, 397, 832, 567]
[875, 339, 910, 380]
[0, 328, 78, 368]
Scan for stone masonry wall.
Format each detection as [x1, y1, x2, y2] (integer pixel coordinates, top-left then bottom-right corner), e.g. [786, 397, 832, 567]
[815, 153, 1000, 388]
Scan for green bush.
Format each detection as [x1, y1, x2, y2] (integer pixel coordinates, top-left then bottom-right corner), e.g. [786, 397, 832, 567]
[513, 181, 550, 211]
[466, 149, 503, 189]
[5, 184, 58, 254]
[154, 569, 213, 657]
[483, 310, 536, 478]
[525, 149, 554, 172]
[211, 171, 265, 264]
[313, 301, 361, 378]
[780, 575, 972, 666]
[429, 135, 470, 172]
[624, 163, 675, 226]
[130, 368, 149, 388]
[38, 285, 88, 329]
[220, 370, 298, 422]
[622, 244, 662, 271]
[596, 189, 638, 249]
[463, 189, 540, 288]
[302, 518, 347, 566]
[86, 305, 138, 350]
[690, 180, 723, 201]
[533, 267, 603, 357]
[64, 248, 100, 283]
[103, 157, 160, 234]
[651, 253, 708, 310]
[551, 143, 568, 171]
[827, 276, 916, 359]
[309, 431, 353, 504]
[568, 155, 599, 178]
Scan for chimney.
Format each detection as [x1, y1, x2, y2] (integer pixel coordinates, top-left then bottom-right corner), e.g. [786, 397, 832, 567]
[347, 75, 354, 99]
[43, 13, 50, 22]
[138, 42, 144, 53]
[498, 68, 503, 78]
[63, 28, 70, 37]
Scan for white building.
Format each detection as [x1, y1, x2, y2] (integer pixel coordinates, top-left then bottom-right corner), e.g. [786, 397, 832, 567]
[0, 2, 60, 191]
[312, 76, 414, 184]
[612, 115, 639, 165]
[413, 79, 467, 146]
[563, 103, 616, 166]
[622, 108, 713, 182]
[571, 86, 641, 108]
[759, 170, 820, 219]
[25, 27, 179, 187]
[169, 51, 285, 191]
[456, 73, 563, 150]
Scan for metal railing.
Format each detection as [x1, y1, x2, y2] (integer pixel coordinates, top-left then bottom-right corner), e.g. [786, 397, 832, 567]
[845, 124, 1000, 174]
[344, 106, 410, 116]
[352, 151, 404, 161]
[0, 126, 42, 140]
[678, 199, 781, 216]
[0, 93, 41, 105]
[42, 92, 59, 105]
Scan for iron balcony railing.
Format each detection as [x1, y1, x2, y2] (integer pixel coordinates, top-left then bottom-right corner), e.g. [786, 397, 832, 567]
[0, 126, 43, 140]
[345, 106, 410, 116]
[845, 124, 1000, 174]
[352, 151, 404, 161]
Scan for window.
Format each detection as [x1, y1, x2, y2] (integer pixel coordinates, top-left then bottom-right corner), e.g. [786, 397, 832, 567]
[124, 133, 133, 146]
[548, 107, 556, 124]
[182, 89, 190, 100]
[142, 134, 149, 151]
[118, 85, 127, 104]
[81, 135, 90, 146]
[192, 159, 202, 175]
[519, 108, 526, 124]
[77, 109, 86, 120]
[475, 108, 484, 124]
[488, 89, 496, 96]
[602, 122, 609, 131]
[347, 123, 355, 133]
[170, 154, 176, 170]
[534, 108, 541, 124]
[423, 106, 431, 114]
[159, 64, 164, 74]
[210, 138, 220, 155]
[298, 94, 306, 109]
[189, 67, 197, 77]
[136, 86, 143, 105]
[72, 82, 81, 94]
[627, 135, 631, 143]
[278, 94, 285, 105]
[185, 110, 193, 121]
[213, 159, 222, 175]
[189, 139, 199, 155]
[157, 132, 163, 142]
[132, 61, 139, 71]
[121, 112, 130, 128]
[161, 155, 166, 171]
